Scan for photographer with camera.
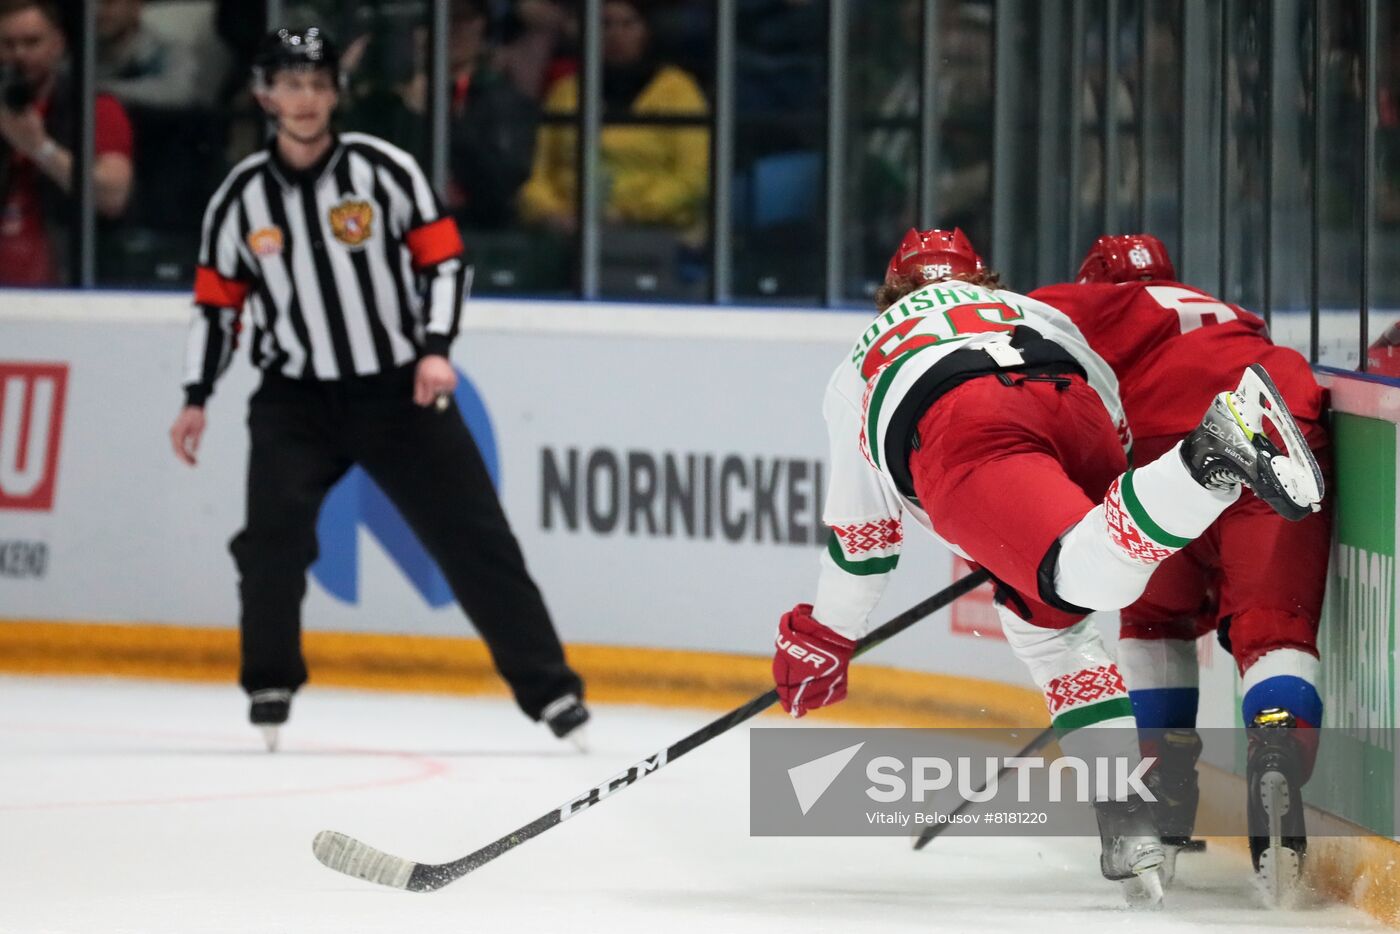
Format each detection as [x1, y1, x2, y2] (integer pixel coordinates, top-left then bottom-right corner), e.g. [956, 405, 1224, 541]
[0, 0, 133, 285]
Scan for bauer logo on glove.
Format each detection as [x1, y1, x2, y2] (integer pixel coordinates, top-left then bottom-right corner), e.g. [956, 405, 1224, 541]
[772, 604, 856, 718]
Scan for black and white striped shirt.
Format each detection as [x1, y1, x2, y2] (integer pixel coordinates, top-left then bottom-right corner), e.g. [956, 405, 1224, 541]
[183, 132, 470, 405]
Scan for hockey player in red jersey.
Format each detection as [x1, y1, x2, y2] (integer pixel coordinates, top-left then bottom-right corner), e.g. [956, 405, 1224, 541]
[768, 228, 1324, 905]
[1030, 234, 1329, 899]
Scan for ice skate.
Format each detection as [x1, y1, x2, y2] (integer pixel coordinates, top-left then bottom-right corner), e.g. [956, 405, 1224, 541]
[1248, 709, 1308, 907]
[542, 693, 591, 752]
[1180, 364, 1324, 521]
[1094, 796, 1166, 909]
[1142, 728, 1204, 886]
[249, 688, 292, 752]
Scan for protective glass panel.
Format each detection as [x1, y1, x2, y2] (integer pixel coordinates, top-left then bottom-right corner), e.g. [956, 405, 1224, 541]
[728, 0, 827, 304]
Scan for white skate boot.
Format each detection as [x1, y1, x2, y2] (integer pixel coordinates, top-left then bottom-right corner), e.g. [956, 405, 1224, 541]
[1179, 364, 1324, 521]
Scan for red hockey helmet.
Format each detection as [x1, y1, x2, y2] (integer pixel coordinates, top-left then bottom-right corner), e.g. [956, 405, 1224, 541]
[885, 227, 986, 286]
[1076, 234, 1177, 284]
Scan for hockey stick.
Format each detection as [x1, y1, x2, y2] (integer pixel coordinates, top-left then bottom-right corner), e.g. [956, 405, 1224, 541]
[312, 568, 992, 892]
[910, 724, 1055, 851]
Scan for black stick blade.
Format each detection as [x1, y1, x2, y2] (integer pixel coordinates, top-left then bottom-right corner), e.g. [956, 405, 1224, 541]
[312, 830, 421, 890]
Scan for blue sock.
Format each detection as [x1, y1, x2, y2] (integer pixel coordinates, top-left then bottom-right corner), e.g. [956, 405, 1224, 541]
[1129, 687, 1199, 729]
[1242, 676, 1323, 727]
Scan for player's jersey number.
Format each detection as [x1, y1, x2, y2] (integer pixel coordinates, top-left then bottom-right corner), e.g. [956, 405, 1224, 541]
[1145, 285, 1238, 334]
[860, 302, 1022, 379]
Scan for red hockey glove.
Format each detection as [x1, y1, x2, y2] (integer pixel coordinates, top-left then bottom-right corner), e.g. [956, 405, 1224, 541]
[773, 604, 857, 718]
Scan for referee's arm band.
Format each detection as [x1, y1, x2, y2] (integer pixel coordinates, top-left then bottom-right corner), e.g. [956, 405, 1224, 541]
[406, 218, 465, 269]
[193, 266, 250, 309]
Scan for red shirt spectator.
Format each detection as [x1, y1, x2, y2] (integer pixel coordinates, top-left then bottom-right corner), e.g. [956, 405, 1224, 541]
[0, 0, 135, 286]
[0, 93, 132, 285]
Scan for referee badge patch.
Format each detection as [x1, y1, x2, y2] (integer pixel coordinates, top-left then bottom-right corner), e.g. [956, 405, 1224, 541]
[246, 226, 284, 257]
[329, 199, 374, 248]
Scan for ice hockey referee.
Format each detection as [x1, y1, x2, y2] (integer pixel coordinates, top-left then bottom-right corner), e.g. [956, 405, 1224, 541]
[167, 25, 588, 751]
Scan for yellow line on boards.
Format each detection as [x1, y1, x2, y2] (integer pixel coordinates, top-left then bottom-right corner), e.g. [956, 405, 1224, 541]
[0, 619, 1045, 728]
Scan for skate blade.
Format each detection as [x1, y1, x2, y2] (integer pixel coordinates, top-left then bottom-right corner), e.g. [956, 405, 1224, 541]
[260, 725, 280, 753]
[1255, 769, 1303, 908]
[1238, 365, 1324, 511]
[1123, 867, 1166, 910]
[1255, 844, 1304, 909]
[562, 725, 590, 753]
[1158, 843, 1179, 888]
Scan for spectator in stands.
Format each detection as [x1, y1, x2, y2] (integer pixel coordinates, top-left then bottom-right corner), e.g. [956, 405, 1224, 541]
[493, 0, 579, 101]
[95, 0, 206, 108]
[519, 0, 707, 233]
[354, 0, 538, 230]
[0, 0, 132, 285]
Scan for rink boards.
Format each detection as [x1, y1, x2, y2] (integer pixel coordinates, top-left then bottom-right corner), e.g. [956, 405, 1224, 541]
[0, 292, 1043, 689]
[0, 294, 1395, 710]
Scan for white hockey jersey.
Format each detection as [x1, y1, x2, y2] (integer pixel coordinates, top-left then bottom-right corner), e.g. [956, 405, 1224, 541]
[811, 281, 1127, 640]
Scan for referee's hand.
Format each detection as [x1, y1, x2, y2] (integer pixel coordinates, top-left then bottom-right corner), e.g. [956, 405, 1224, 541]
[170, 406, 206, 467]
[414, 355, 457, 409]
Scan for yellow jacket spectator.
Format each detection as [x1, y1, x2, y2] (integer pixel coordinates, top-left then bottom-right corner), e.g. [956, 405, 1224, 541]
[519, 0, 708, 231]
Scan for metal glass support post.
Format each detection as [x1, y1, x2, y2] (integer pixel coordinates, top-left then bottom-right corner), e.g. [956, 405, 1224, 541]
[1310, 0, 1322, 364]
[824, 0, 849, 305]
[991, 0, 1018, 274]
[1218, 0, 1230, 300]
[266, 0, 283, 28]
[1137, 0, 1150, 231]
[1102, 0, 1120, 235]
[1261, 0, 1274, 326]
[427, 0, 450, 194]
[1038, 0, 1066, 281]
[72, 0, 96, 286]
[1361, 0, 1377, 368]
[579, 0, 603, 299]
[711, 0, 736, 303]
[1068, 0, 1086, 259]
[918, 0, 941, 228]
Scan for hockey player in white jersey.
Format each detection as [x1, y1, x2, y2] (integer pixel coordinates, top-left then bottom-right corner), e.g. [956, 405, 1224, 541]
[768, 228, 1324, 904]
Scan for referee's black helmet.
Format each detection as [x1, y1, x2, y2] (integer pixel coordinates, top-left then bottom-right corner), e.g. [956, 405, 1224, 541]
[252, 26, 343, 88]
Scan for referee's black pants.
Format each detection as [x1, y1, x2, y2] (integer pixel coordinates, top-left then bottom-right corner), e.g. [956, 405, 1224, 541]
[230, 366, 583, 720]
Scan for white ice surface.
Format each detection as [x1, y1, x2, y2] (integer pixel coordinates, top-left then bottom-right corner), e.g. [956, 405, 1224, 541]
[0, 675, 1386, 934]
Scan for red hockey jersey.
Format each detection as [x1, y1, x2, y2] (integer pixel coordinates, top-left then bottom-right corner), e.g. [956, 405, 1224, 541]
[1028, 281, 1325, 440]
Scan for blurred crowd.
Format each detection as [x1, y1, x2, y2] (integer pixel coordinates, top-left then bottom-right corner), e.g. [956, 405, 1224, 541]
[0, 0, 728, 294]
[2, 0, 1399, 316]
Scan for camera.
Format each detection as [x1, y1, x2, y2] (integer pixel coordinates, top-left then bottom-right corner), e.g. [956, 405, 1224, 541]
[0, 64, 36, 112]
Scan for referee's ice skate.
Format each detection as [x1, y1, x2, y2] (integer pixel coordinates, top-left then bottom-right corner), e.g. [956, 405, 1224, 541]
[248, 688, 292, 752]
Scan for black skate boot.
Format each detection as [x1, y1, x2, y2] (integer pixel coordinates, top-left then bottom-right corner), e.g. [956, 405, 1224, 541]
[541, 693, 590, 751]
[1094, 795, 1166, 908]
[1180, 364, 1324, 521]
[1247, 708, 1308, 907]
[1142, 728, 1205, 885]
[249, 688, 292, 753]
